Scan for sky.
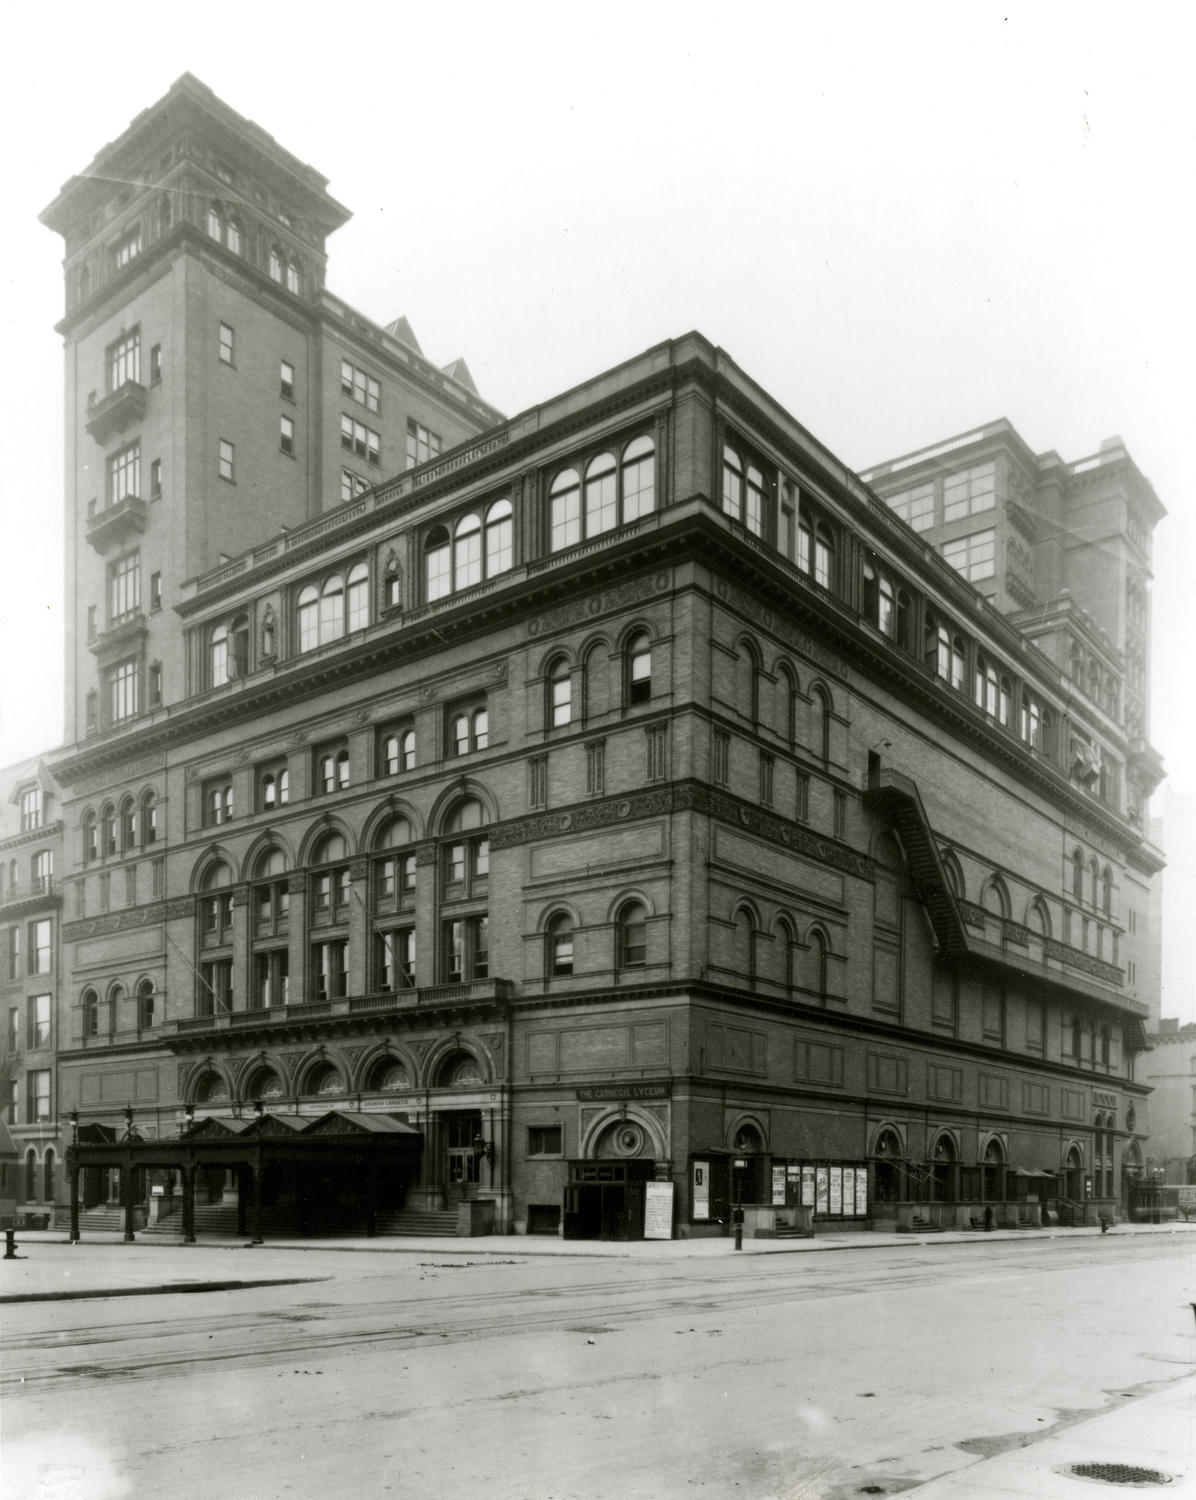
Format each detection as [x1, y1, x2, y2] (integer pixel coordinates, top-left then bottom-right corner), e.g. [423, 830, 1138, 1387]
[0, 2, 1192, 1016]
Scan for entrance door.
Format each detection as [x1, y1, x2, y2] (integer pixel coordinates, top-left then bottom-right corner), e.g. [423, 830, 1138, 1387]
[443, 1110, 482, 1205]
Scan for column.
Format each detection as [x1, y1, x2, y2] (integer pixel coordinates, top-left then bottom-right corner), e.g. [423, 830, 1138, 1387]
[414, 842, 438, 987]
[122, 1153, 136, 1242]
[231, 883, 251, 1010]
[347, 858, 370, 996]
[287, 874, 307, 1005]
[68, 1148, 80, 1243]
[181, 1163, 196, 1244]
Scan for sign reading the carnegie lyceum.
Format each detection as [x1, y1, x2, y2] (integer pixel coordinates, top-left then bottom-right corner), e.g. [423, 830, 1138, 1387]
[575, 1082, 671, 1101]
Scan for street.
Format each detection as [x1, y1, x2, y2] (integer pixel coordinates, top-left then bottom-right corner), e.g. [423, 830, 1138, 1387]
[3, 1233, 1194, 1499]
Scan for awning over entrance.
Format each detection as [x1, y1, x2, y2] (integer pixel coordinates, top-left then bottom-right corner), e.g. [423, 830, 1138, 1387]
[66, 1111, 423, 1243]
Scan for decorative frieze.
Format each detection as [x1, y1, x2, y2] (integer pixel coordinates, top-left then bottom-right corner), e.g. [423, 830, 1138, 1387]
[526, 572, 671, 639]
[1045, 938, 1122, 985]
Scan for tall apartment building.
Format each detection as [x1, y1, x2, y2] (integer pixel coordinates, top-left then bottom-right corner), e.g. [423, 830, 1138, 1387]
[0, 760, 64, 1222]
[35, 79, 1166, 1241]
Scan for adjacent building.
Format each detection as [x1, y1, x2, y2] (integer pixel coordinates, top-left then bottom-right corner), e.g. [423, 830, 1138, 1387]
[34, 77, 1166, 1240]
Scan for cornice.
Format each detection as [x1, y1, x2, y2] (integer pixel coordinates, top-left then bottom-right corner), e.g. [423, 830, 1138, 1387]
[0, 820, 63, 855]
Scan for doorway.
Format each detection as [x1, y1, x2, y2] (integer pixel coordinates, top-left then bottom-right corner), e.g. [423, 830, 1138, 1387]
[443, 1110, 482, 1205]
[563, 1159, 655, 1240]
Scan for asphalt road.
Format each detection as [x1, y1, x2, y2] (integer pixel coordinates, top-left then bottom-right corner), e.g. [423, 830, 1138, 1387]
[4, 1236, 1194, 1499]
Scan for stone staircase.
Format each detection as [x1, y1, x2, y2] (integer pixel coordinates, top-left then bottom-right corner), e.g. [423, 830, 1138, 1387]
[374, 1208, 460, 1237]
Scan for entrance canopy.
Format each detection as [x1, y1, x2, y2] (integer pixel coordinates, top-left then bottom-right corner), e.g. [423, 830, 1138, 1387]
[66, 1111, 423, 1243]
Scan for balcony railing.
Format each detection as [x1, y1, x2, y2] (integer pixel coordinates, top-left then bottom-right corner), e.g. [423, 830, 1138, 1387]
[89, 611, 147, 657]
[86, 494, 146, 553]
[0, 876, 61, 914]
[85, 380, 147, 443]
[167, 979, 512, 1038]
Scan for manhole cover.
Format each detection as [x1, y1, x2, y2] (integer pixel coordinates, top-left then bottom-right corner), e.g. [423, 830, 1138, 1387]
[1069, 1463, 1173, 1486]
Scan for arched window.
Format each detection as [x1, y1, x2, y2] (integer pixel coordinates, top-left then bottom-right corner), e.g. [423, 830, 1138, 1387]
[1102, 866, 1113, 916]
[100, 803, 117, 858]
[317, 748, 350, 795]
[43, 1148, 55, 1202]
[1021, 691, 1042, 747]
[895, 589, 912, 651]
[206, 203, 223, 241]
[878, 575, 894, 637]
[797, 515, 812, 573]
[733, 907, 755, 985]
[627, 633, 651, 706]
[119, 796, 137, 851]
[547, 912, 574, 978]
[485, 499, 513, 575]
[1089, 857, 1100, 906]
[319, 574, 344, 644]
[621, 435, 655, 520]
[261, 768, 289, 808]
[141, 790, 157, 845]
[548, 657, 572, 728]
[811, 685, 831, 762]
[585, 452, 617, 535]
[227, 614, 249, 678]
[745, 465, 766, 537]
[311, 832, 350, 926]
[381, 729, 415, 775]
[1072, 849, 1085, 901]
[199, 861, 234, 950]
[374, 817, 416, 913]
[82, 987, 101, 1038]
[268, 246, 282, 282]
[722, 445, 744, 522]
[347, 563, 369, 632]
[425, 525, 451, 600]
[950, 635, 965, 692]
[454, 514, 482, 588]
[550, 468, 581, 551]
[83, 810, 98, 863]
[305, 1062, 344, 1098]
[226, 218, 241, 255]
[297, 585, 319, 652]
[617, 901, 647, 969]
[136, 977, 155, 1030]
[1099, 1024, 1111, 1067]
[998, 675, 1012, 727]
[285, 262, 300, 295]
[809, 929, 828, 999]
[210, 623, 229, 687]
[814, 525, 834, 589]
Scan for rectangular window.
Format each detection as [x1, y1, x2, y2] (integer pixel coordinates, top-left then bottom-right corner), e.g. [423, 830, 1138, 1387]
[149, 343, 162, 383]
[586, 740, 605, 798]
[107, 549, 141, 623]
[218, 322, 235, 365]
[150, 571, 162, 611]
[8, 1006, 18, 1052]
[406, 418, 441, 469]
[28, 920, 51, 975]
[646, 723, 668, 783]
[152, 858, 165, 899]
[529, 753, 547, 809]
[125, 867, 137, 905]
[885, 481, 935, 532]
[833, 789, 847, 840]
[942, 529, 995, 582]
[341, 414, 380, 464]
[148, 662, 162, 707]
[27, 1070, 51, 1124]
[795, 771, 810, 823]
[280, 359, 295, 399]
[713, 729, 730, 787]
[943, 460, 996, 522]
[340, 468, 369, 502]
[108, 328, 140, 389]
[280, 414, 295, 455]
[311, 940, 348, 1002]
[252, 950, 290, 1010]
[981, 983, 1005, 1043]
[19, 786, 43, 831]
[99, 872, 110, 912]
[528, 1125, 563, 1157]
[340, 358, 380, 413]
[27, 995, 51, 1049]
[376, 928, 415, 991]
[108, 658, 139, 722]
[5, 926, 19, 981]
[199, 959, 234, 1016]
[1025, 999, 1044, 1052]
[218, 439, 235, 481]
[150, 458, 162, 498]
[759, 751, 774, 807]
[113, 227, 141, 268]
[443, 916, 488, 984]
[108, 443, 141, 505]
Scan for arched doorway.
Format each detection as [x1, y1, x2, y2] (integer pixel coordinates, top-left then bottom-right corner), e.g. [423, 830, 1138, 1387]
[435, 1050, 485, 1206]
[982, 1138, 1005, 1201]
[730, 1120, 769, 1204]
[1064, 1144, 1084, 1203]
[872, 1128, 903, 1205]
[564, 1116, 658, 1241]
[930, 1134, 957, 1203]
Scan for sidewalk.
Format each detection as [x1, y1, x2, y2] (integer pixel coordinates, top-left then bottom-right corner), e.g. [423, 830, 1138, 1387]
[906, 1374, 1196, 1497]
[4, 1219, 1194, 1302]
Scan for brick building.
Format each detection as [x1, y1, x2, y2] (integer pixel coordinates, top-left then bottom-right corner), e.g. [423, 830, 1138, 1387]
[35, 78, 1165, 1240]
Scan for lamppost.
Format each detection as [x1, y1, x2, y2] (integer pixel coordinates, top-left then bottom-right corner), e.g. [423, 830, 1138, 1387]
[733, 1157, 746, 1251]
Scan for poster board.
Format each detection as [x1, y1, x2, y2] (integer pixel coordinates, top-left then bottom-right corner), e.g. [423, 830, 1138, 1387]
[643, 1180, 674, 1239]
